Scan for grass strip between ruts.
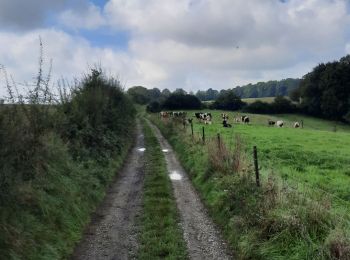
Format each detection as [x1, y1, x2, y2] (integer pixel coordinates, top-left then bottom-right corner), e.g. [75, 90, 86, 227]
[138, 120, 189, 259]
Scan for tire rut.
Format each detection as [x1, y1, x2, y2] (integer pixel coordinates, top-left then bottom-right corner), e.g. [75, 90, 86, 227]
[71, 121, 146, 260]
[147, 121, 233, 260]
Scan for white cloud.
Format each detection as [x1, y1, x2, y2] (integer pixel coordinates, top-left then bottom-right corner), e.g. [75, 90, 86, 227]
[0, 29, 151, 97]
[59, 3, 106, 30]
[1, 0, 350, 94]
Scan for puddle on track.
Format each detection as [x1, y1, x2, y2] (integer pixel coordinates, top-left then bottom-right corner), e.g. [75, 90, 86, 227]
[137, 147, 146, 152]
[162, 149, 169, 153]
[169, 170, 182, 181]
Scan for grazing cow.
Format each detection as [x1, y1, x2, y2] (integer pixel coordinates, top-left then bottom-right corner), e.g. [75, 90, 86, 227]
[294, 122, 300, 128]
[204, 114, 212, 125]
[234, 117, 240, 123]
[221, 113, 229, 120]
[195, 112, 203, 121]
[195, 112, 212, 124]
[241, 116, 249, 124]
[160, 111, 169, 118]
[268, 119, 275, 126]
[223, 118, 232, 128]
[276, 120, 284, 127]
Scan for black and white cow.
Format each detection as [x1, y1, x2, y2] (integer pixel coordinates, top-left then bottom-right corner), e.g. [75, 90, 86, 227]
[268, 119, 275, 126]
[276, 120, 284, 127]
[241, 115, 249, 124]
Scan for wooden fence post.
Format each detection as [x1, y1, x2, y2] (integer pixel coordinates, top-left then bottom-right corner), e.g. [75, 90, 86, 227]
[202, 126, 205, 144]
[301, 120, 304, 128]
[191, 121, 194, 138]
[253, 146, 260, 187]
[217, 133, 221, 150]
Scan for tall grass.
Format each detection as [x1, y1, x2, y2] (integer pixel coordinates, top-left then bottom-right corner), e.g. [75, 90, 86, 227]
[150, 114, 350, 259]
[0, 46, 135, 259]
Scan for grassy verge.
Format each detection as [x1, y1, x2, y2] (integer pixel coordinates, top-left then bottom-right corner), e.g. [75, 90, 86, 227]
[138, 120, 188, 260]
[149, 114, 350, 259]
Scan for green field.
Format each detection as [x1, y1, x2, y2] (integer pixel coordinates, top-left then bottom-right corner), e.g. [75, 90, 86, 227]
[241, 96, 277, 104]
[187, 111, 350, 202]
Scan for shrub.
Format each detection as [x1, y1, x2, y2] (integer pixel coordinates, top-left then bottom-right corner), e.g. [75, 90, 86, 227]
[146, 100, 162, 113]
[162, 93, 202, 110]
[212, 90, 245, 111]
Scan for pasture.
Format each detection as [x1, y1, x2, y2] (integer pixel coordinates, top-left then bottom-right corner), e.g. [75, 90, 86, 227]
[154, 110, 350, 258]
[184, 111, 350, 203]
[241, 96, 277, 104]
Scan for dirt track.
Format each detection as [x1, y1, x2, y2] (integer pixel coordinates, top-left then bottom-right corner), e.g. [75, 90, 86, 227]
[72, 120, 232, 260]
[148, 121, 233, 260]
[71, 121, 145, 260]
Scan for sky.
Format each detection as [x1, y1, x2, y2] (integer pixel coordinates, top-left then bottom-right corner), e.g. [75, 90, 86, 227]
[1, 0, 350, 96]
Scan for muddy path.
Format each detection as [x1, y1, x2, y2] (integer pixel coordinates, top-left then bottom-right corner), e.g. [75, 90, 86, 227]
[148, 121, 233, 260]
[71, 121, 146, 260]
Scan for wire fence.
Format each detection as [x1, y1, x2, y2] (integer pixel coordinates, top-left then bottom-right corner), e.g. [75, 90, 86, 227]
[157, 115, 350, 216]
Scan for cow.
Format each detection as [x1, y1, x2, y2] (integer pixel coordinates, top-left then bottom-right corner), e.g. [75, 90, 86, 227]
[268, 119, 275, 126]
[195, 112, 203, 120]
[234, 117, 241, 123]
[203, 114, 212, 125]
[223, 118, 232, 128]
[195, 112, 212, 124]
[276, 120, 284, 127]
[160, 111, 169, 118]
[221, 113, 229, 120]
[241, 116, 249, 124]
[294, 122, 300, 128]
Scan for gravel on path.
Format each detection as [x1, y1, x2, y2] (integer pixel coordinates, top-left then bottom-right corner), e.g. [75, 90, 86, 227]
[148, 121, 233, 260]
[71, 121, 145, 260]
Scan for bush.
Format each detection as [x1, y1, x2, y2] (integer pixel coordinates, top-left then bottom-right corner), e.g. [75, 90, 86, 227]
[146, 101, 162, 113]
[162, 93, 202, 110]
[243, 100, 272, 114]
[60, 69, 135, 160]
[243, 96, 297, 114]
[212, 90, 245, 111]
[0, 65, 136, 259]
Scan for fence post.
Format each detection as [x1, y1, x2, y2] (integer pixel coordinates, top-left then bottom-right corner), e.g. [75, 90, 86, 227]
[217, 133, 221, 150]
[191, 121, 194, 138]
[253, 146, 260, 187]
[301, 120, 304, 128]
[202, 126, 205, 144]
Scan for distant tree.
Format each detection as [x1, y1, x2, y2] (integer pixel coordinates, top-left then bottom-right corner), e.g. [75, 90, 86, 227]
[127, 86, 150, 105]
[161, 88, 171, 97]
[162, 93, 201, 110]
[243, 101, 271, 114]
[174, 88, 187, 95]
[232, 78, 300, 98]
[148, 88, 161, 100]
[146, 100, 162, 113]
[296, 55, 350, 120]
[206, 88, 219, 100]
[271, 96, 296, 113]
[212, 90, 245, 111]
[196, 90, 207, 101]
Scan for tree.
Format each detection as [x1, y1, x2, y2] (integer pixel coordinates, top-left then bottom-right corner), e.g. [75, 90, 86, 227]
[161, 88, 171, 97]
[127, 86, 150, 105]
[146, 101, 161, 113]
[212, 90, 245, 111]
[296, 55, 350, 120]
[162, 93, 201, 110]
